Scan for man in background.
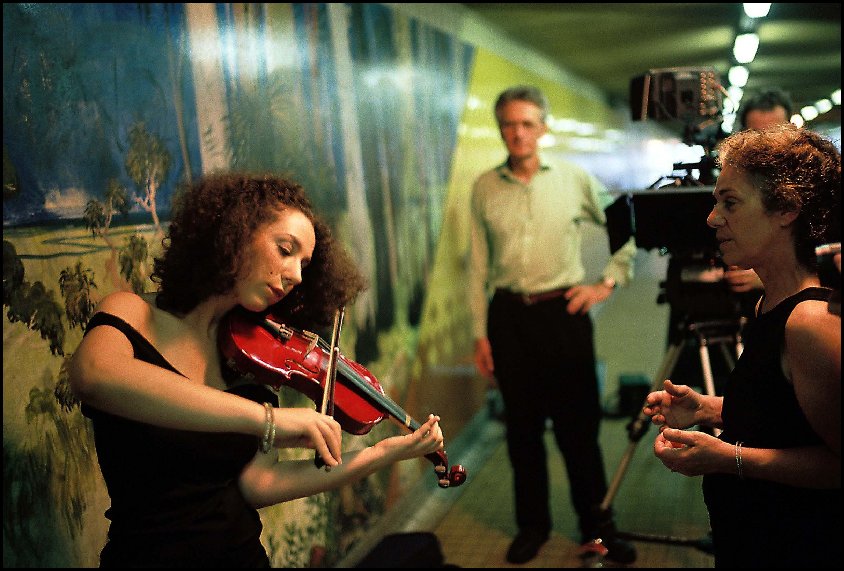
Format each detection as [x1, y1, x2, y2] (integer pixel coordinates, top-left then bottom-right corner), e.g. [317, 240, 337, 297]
[468, 85, 637, 565]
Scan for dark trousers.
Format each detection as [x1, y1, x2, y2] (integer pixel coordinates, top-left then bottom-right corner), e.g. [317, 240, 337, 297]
[488, 291, 609, 539]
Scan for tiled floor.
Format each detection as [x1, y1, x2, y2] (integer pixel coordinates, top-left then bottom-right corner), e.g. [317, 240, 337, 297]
[343, 411, 716, 568]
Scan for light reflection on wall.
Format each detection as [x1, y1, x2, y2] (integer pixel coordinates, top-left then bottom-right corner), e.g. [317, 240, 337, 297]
[539, 113, 697, 192]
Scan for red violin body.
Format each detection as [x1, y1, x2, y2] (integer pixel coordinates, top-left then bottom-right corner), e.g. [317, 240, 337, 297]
[219, 308, 386, 435]
[218, 307, 467, 488]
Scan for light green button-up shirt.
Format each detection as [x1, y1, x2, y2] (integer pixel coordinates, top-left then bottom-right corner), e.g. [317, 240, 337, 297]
[468, 156, 636, 339]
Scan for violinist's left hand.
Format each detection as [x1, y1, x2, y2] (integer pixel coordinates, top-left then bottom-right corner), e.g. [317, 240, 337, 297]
[376, 414, 445, 462]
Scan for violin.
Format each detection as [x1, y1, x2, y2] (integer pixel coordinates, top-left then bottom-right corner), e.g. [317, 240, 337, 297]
[218, 307, 467, 488]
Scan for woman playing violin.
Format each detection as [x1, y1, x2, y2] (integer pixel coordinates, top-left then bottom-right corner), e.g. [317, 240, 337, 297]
[69, 172, 447, 568]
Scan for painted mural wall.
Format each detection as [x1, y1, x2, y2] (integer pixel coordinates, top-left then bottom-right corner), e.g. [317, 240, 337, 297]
[4, 3, 679, 567]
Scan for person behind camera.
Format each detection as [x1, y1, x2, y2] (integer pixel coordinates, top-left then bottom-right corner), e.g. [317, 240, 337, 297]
[69, 172, 448, 567]
[468, 85, 637, 565]
[737, 87, 794, 132]
[643, 124, 841, 568]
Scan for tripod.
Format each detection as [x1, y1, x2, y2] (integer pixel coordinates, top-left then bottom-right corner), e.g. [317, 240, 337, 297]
[579, 312, 746, 563]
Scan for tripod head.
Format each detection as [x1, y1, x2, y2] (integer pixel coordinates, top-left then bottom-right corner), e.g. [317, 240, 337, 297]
[660, 255, 741, 318]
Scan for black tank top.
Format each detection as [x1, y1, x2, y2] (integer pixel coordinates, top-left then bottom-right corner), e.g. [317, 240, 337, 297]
[702, 288, 841, 568]
[82, 311, 274, 568]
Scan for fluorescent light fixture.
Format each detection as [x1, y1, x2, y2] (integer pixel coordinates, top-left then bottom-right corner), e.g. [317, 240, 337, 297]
[743, 3, 771, 18]
[831, 89, 841, 106]
[801, 105, 819, 121]
[728, 66, 749, 88]
[728, 85, 745, 106]
[733, 33, 759, 64]
[815, 99, 833, 114]
[790, 114, 804, 127]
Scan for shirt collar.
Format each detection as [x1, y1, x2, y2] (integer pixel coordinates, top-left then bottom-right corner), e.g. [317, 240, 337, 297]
[495, 156, 552, 181]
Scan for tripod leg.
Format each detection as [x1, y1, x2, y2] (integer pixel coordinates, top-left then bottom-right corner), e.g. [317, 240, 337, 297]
[594, 333, 712, 550]
[697, 338, 722, 437]
[600, 342, 685, 512]
[698, 340, 717, 398]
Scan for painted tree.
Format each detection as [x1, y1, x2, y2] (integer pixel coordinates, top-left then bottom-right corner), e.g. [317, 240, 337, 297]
[5, 281, 65, 356]
[125, 121, 171, 236]
[82, 178, 129, 245]
[119, 233, 149, 294]
[58, 261, 97, 331]
[3, 240, 66, 356]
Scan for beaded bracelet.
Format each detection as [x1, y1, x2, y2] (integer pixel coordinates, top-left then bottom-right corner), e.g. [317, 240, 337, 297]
[735, 441, 744, 479]
[261, 402, 276, 454]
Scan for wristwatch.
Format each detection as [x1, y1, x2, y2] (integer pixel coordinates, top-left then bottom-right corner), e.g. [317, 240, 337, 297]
[601, 276, 617, 290]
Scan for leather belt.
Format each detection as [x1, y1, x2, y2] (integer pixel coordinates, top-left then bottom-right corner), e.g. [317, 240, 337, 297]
[496, 287, 570, 306]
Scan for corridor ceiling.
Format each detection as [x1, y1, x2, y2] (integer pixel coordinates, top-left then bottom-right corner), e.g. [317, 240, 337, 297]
[461, 3, 841, 126]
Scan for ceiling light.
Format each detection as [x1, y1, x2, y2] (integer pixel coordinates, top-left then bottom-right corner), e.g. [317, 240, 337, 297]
[743, 4, 771, 18]
[733, 33, 759, 64]
[801, 106, 819, 121]
[815, 99, 833, 114]
[728, 66, 749, 88]
[728, 86, 744, 107]
[831, 89, 841, 106]
[790, 114, 805, 128]
[721, 114, 736, 133]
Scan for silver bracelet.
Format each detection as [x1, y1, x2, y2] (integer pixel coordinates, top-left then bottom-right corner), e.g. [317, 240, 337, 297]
[261, 402, 275, 454]
[735, 440, 744, 479]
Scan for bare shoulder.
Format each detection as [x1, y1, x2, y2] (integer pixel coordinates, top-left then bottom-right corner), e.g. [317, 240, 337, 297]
[94, 291, 157, 330]
[785, 298, 840, 371]
[787, 299, 840, 344]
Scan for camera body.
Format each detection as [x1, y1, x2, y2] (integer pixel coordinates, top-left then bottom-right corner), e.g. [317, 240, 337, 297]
[606, 187, 746, 323]
[630, 67, 723, 148]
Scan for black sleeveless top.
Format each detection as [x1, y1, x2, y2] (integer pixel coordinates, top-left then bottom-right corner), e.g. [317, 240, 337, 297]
[702, 288, 841, 568]
[82, 312, 275, 568]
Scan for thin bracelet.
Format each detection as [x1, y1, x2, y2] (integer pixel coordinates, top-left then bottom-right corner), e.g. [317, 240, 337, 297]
[735, 441, 744, 480]
[261, 402, 275, 454]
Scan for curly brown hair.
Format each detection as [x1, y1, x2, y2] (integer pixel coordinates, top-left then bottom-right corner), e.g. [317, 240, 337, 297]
[151, 172, 367, 329]
[716, 124, 841, 269]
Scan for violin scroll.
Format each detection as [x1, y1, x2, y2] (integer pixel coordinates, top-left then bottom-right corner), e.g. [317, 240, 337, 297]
[426, 449, 466, 488]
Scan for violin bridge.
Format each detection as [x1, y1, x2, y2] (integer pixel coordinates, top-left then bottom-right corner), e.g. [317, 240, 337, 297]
[302, 330, 319, 356]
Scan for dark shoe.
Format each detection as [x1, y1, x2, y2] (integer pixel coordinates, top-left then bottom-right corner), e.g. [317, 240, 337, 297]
[591, 535, 637, 565]
[506, 528, 549, 564]
[580, 505, 637, 565]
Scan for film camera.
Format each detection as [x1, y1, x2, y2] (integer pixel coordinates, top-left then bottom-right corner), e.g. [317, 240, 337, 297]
[630, 67, 724, 186]
[608, 67, 746, 324]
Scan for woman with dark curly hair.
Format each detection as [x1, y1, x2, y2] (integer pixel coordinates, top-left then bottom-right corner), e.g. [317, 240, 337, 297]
[643, 124, 841, 568]
[69, 172, 447, 568]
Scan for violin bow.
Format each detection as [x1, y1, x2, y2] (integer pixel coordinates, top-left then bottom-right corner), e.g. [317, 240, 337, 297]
[315, 306, 345, 470]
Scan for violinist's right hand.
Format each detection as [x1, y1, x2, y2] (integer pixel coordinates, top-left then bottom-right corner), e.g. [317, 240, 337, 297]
[274, 408, 343, 468]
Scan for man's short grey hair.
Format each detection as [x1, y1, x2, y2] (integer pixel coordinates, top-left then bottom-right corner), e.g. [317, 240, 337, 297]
[494, 85, 549, 123]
